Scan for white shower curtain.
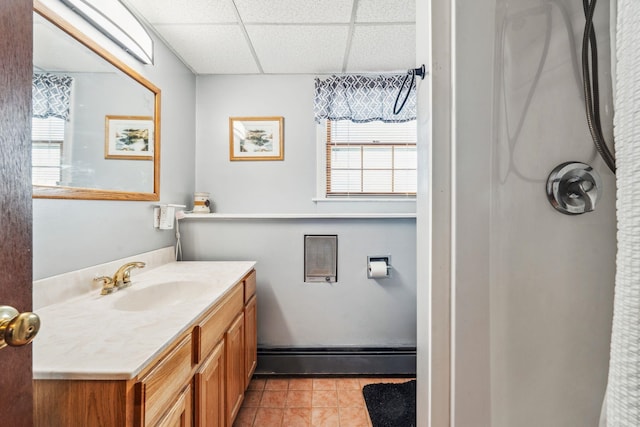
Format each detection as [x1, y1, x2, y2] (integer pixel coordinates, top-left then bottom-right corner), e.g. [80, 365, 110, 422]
[607, 0, 640, 425]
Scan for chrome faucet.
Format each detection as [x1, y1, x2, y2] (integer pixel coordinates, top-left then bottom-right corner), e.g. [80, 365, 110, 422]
[94, 261, 146, 295]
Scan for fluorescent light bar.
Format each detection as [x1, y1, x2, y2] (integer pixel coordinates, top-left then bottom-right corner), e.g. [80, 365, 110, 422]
[61, 0, 154, 64]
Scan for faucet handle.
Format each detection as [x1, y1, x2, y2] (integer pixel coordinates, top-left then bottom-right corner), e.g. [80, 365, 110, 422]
[94, 276, 116, 295]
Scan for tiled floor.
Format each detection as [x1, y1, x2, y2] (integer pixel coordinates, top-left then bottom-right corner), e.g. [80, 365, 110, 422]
[232, 376, 413, 427]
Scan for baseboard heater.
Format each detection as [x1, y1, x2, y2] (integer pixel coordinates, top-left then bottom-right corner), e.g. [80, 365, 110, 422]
[255, 347, 416, 377]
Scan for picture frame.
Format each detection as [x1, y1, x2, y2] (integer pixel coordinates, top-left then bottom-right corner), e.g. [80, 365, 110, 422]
[105, 115, 154, 160]
[229, 116, 284, 161]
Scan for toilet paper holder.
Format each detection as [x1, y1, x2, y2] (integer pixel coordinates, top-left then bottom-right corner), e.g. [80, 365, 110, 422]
[367, 255, 392, 279]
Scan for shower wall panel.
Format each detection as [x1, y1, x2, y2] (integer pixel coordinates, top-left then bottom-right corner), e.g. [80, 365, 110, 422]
[489, 0, 616, 426]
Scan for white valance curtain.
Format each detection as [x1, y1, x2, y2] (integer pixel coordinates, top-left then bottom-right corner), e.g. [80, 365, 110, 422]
[314, 74, 417, 123]
[32, 73, 73, 120]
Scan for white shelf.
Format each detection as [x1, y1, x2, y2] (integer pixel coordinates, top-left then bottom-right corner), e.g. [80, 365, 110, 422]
[180, 213, 416, 220]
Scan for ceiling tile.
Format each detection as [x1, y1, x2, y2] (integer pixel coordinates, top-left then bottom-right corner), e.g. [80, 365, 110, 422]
[124, 0, 238, 24]
[234, 0, 354, 23]
[346, 25, 416, 73]
[154, 24, 260, 74]
[355, 0, 416, 23]
[246, 25, 349, 73]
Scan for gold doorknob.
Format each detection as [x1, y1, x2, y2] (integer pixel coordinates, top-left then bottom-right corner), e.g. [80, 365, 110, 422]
[0, 305, 40, 349]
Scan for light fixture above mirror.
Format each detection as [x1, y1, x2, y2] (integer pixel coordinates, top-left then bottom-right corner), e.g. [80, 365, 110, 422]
[60, 0, 153, 65]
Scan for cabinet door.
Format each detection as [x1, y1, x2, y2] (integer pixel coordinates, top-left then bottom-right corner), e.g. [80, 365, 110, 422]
[225, 313, 245, 427]
[136, 334, 193, 427]
[156, 384, 192, 427]
[244, 295, 257, 389]
[195, 340, 225, 427]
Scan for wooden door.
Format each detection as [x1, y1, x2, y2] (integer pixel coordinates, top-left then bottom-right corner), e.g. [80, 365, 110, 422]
[194, 340, 225, 427]
[225, 313, 244, 427]
[244, 295, 257, 389]
[156, 384, 192, 427]
[0, 1, 35, 426]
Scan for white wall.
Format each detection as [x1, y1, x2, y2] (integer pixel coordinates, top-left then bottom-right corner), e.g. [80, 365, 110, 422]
[488, 0, 615, 426]
[33, 3, 196, 279]
[444, 0, 616, 426]
[183, 75, 418, 347]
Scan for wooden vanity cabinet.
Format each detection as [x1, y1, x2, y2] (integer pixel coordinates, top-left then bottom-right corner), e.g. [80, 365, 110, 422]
[225, 312, 245, 425]
[34, 269, 258, 427]
[155, 384, 192, 427]
[135, 333, 194, 426]
[194, 340, 225, 427]
[243, 270, 257, 388]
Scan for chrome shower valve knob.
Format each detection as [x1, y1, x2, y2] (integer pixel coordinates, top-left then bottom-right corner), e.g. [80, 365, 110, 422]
[546, 162, 603, 215]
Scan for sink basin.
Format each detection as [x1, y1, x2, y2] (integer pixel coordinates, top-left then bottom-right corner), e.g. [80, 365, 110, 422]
[112, 281, 212, 311]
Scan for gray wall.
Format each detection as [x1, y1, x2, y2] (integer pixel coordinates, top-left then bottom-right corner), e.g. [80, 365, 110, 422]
[65, 72, 154, 191]
[184, 74, 418, 348]
[33, 8, 196, 279]
[181, 219, 416, 347]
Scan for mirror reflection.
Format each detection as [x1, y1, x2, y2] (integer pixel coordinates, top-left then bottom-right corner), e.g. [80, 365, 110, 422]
[32, 7, 160, 200]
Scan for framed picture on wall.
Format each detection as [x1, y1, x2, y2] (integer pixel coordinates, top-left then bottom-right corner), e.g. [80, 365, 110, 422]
[229, 116, 284, 161]
[105, 115, 154, 160]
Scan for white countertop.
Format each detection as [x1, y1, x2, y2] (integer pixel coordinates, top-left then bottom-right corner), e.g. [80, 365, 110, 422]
[33, 261, 256, 381]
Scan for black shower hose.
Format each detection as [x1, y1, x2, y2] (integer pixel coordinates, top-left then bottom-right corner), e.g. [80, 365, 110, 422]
[582, 0, 616, 173]
[393, 69, 416, 115]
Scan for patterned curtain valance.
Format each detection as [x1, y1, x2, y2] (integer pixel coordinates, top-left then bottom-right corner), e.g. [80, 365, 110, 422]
[314, 74, 417, 123]
[32, 73, 73, 120]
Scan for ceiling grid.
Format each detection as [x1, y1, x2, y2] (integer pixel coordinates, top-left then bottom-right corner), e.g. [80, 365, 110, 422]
[121, 0, 416, 75]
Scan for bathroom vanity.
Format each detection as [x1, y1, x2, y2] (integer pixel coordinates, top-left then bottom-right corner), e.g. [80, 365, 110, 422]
[32, 260, 257, 427]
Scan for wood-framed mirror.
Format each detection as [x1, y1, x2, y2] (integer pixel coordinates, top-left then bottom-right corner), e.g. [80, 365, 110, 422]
[33, 1, 160, 201]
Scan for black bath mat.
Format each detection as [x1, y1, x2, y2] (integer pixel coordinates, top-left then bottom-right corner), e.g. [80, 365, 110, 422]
[362, 380, 416, 427]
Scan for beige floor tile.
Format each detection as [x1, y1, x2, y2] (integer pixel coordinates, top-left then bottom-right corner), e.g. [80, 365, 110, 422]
[313, 378, 337, 390]
[233, 406, 257, 427]
[289, 378, 314, 390]
[283, 407, 312, 427]
[260, 390, 287, 408]
[237, 376, 415, 426]
[312, 390, 338, 407]
[286, 390, 313, 408]
[337, 389, 365, 408]
[335, 378, 361, 390]
[254, 407, 284, 427]
[311, 407, 339, 427]
[265, 378, 290, 390]
[338, 407, 370, 426]
[243, 390, 263, 407]
[248, 378, 266, 391]
[358, 378, 382, 387]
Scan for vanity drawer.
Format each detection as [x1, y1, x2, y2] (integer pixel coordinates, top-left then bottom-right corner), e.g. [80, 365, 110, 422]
[244, 270, 256, 303]
[197, 283, 243, 362]
[135, 334, 193, 427]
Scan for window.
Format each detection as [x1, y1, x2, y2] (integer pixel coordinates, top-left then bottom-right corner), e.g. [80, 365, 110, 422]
[324, 119, 417, 196]
[32, 116, 64, 186]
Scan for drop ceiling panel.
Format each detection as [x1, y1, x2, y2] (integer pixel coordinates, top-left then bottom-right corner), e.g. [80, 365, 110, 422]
[154, 24, 260, 74]
[117, 0, 417, 75]
[124, 0, 238, 24]
[346, 25, 416, 72]
[246, 25, 349, 74]
[234, 0, 354, 23]
[355, 0, 416, 23]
